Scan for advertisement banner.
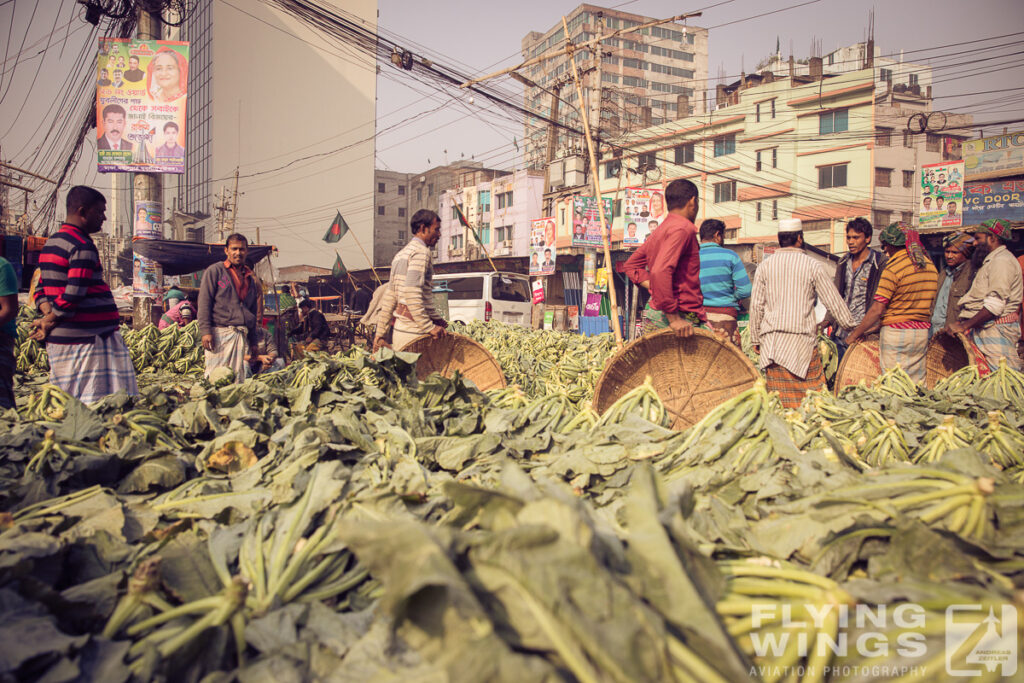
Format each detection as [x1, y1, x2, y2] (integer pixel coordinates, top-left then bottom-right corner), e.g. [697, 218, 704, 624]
[963, 176, 1024, 225]
[571, 196, 613, 247]
[963, 130, 1024, 180]
[97, 38, 189, 174]
[594, 267, 608, 292]
[529, 217, 556, 276]
[132, 253, 162, 299]
[920, 161, 964, 230]
[583, 251, 596, 286]
[133, 201, 163, 239]
[531, 279, 545, 304]
[623, 187, 667, 245]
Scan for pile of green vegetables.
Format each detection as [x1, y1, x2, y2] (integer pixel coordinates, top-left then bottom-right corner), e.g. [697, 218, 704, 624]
[2, 324, 1023, 681]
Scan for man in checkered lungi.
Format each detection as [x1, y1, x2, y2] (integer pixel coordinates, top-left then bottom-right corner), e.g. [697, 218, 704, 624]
[945, 218, 1023, 371]
[624, 179, 706, 338]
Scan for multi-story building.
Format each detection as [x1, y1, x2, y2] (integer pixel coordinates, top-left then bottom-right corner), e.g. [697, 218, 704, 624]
[521, 4, 709, 171]
[558, 49, 971, 255]
[373, 162, 507, 266]
[437, 169, 544, 264]
[161, 1, 376, 269]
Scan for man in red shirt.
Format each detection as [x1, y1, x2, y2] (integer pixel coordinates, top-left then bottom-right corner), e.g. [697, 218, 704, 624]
[624, 178, 705, 337]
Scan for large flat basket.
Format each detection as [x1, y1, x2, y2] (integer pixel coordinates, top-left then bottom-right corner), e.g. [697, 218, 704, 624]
[593, 328, 759, 431]
[403, 332, 507, 391]
[925, 331, 975, 389]
[835, 336, 880, 391]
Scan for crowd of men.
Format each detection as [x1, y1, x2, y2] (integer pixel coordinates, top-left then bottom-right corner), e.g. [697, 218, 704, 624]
[624, 178, 1023, 409]
[1, 182, 1022, 415]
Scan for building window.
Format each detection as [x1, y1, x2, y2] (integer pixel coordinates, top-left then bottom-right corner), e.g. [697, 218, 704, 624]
[398, 207, 406, 218]
[756, 150, 762, 172]
[880, 68, 892, 83]
[902, 170, 914, 188]
[714, 134, 736, 157]
[874, 167, 892, 188]
[398, 230, 406, 240]
[755, 102, 761, 123]
[377, 205, 385, 216]
[926, 133, 941, 153]
[428, 183, 434, 195]
[674, 144, 694, 165]
[417, 188, 423, 202]
[901, 211, 913, 225]
[714, 180, 736, 203]
[803, 220, 830, 232]
[452, 206, 459, 220]
[398, 185, 406, 196]
[873, 210, 889, 227]
[819, 163, 848, 189]
[909, 73, 919, 87]
[903, 131, 913, 148]
[771, 147, 778, 168]
[819, 109, 849, 135]
[478, 190, 490, 213]
[772, 200, 778, 220]
[637, 152, 657, 168]
[378, 182, 385, 193]
[770, 99, 776, 119]
[756, 201, 762, 221]
[876, 127, 892, 147]
[605, 159, 621, 178]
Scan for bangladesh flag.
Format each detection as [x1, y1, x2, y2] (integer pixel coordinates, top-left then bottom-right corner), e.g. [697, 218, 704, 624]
[332, 253, 347, 279]
[323, 211, 349, 243]
[453, 203, 483, 246]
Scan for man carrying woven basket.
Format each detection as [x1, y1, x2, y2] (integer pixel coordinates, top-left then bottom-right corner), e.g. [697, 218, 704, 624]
[846, 222, 938, 383]
[624, 179, 705, 338]
[750, 219, 856, 408]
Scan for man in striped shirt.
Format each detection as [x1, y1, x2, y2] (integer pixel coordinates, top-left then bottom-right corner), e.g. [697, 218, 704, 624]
[698, 218, 751, 345]
[749, 219, 856, 408]
[30, 186, 138, 403]
[847, 223, 938, 383]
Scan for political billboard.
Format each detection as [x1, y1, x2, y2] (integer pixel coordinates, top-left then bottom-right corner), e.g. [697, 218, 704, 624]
[529, 217, 556, 276]
[919, 161, 964, 230]
[623, 187, 667, 246]
[571, 196, 613, 247]
[97, 38, 189, 174]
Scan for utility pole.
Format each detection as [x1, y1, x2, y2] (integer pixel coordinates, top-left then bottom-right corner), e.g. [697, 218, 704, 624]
[131, 7, 163, 329]
[214, 186, 229, 242]
[593, 13, 603, 139]
[228, 167, 239, 235]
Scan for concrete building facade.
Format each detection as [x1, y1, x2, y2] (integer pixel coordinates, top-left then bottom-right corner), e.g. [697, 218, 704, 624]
[437, 169, 544, 264]
[372, 162, 508, 266]
[521, 4, 709, 171]
[554, 52, 973, 256]
[161, 1, 377, 270]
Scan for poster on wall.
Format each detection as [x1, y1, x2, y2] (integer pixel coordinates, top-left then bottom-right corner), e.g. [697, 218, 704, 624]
[623, 188, 667, 245]
[963, 130, 1024, 180]
[133, 254, 163, 299]
[963, 176, 1024, 225]
[529, 217, 556, 276]
[133, 201, 163, 239]
[571, 196, 613, 247]
[583, 251, 596, 286]
[96, 38, 189, 174]
[919, 161, 964, 229]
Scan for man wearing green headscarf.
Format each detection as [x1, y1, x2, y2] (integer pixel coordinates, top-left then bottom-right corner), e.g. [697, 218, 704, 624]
[945, 218, 1022, 370]
[847, 222, 937, 383]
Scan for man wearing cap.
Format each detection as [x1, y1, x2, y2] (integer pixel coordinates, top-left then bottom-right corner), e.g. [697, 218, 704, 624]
[749, 219, 857, 408]
[847, 223, 938, 383]
[624, 178, 705, 338]
[930, 232, 977, 334]
[158, 288, 196, 330]
[945, 218, 1023, 370]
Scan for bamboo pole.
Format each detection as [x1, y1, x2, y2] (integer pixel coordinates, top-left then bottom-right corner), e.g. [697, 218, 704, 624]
[561, 15, 622, 347]
[346, 229, 382, 285]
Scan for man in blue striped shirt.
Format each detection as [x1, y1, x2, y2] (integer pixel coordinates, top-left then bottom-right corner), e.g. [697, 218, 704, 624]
[698, 219, 751, 345]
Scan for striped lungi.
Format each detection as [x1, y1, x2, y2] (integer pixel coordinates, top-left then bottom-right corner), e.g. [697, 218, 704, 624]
[880, 325, 930, 384]
[704, 306, 740, 345]
[204, 326, 249, 383]
[0, 333, 15, 409]
[973, 320, 1022, 371]
[47, 330, 138, 404]
[642, 306, 702, 336]
[765, 349, 825, 409]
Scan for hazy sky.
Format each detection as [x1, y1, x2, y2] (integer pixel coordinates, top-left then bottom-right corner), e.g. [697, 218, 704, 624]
[1, 0, 1021, 258]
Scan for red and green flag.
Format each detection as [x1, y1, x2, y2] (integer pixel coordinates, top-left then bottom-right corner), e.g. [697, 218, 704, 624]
[332, 253, 347, 279]
[453, 203, 483, 245]
[323, 211, 349, 243]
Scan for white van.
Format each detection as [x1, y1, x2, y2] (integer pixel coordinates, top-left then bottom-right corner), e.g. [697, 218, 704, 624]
[436, 271, 532, 327]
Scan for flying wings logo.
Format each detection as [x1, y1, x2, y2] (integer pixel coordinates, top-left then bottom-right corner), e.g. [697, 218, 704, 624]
[945, 605, 1017, 676]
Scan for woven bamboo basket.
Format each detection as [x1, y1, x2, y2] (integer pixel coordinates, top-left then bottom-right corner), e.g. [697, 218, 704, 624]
[593, 328, 759, 431]
[834, 336, 881, 391]
[924, 331, 975, 389]
[403, 333, 507, 391]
